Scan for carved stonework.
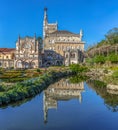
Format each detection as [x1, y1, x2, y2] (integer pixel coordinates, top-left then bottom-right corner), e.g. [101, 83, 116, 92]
[15, 36, 41, 69]
[43, 8, 85, 66]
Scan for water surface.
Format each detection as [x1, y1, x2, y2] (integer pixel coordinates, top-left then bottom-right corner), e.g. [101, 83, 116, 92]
[0, 78, 118, 130]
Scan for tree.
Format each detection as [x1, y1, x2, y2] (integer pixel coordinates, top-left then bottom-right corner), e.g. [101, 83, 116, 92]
[108, 53, 118, 63]
[105, 27, 118, 44]
[37, 36, 42, 42]
[94, 55, 105, 64]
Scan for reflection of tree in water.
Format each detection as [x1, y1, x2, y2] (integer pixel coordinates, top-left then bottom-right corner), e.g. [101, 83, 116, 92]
[87, 80, 118, 112]
[0, 97, 33, 109]
[69, 75, 88, 84]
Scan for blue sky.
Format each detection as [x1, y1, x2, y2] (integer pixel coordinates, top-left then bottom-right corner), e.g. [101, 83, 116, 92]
[0, 0, 118, 49]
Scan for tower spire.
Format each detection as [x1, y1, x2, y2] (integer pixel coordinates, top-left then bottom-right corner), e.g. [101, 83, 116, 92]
[34, 33, 36, 52]
[43, 8, 48, 39]
[80, 29, 83, 40]
[44, 8, 48, 23]
[18, 34, 20, 52]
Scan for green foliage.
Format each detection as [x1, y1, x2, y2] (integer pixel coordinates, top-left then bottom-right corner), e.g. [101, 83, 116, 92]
[87, 80, 118, 112]
[93, 80, 107, 88]
[0, 86, 5, 92]
[94, 55, 105, 64]
[97, 40, 106, 47]
[7, 77, 29, 82]
[97, 27, 118, 46]
[108, 53, 118, 63]
[37, 68, 41, 73]
[109, 66, 118, 71]
[0, 70, 71, 106]
[0, 69, 42, 83]
[87, 28, 118, 51]
[69, 75, 88, 83]
[112, 71, 118, 78]
[69, 64, 88, 74]
[87, 53, 118, 64]
[104, 70, 118, 85]
[105, 27, 118, 45]
[86, 58, 94, 65]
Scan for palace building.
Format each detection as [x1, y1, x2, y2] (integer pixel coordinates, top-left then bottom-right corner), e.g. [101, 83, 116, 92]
[0, 8, 85, 69]
[14, 35, 42, 69]
[0, 48, 15, 68]
[43, 8, 85, 66]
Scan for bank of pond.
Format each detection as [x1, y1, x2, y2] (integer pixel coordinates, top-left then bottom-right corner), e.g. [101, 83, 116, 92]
[0, 67, 118, 112]
[0, 70, 73, 106]
[86, 79, 118, 112]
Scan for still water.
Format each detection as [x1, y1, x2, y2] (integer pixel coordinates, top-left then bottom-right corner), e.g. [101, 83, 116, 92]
[0, 78, 118, 130]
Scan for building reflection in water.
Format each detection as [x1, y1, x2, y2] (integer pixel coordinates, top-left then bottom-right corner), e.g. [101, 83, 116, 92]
[43, 78, 84, 123]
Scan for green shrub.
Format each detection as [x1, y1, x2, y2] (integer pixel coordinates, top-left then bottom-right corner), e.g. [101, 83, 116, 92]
[37, 69, 41, 73]
[108, 54, 118, 63]
[94, 55, 106, 64]
[112, 71, 118, 78]
[0, 70, 71, 105]
[69, 64, 88, 74]
[94, 80, 107, 88]
[86, 58, 94, 65]
[69, 75, 88, 83]
[0, 86, 5, 92]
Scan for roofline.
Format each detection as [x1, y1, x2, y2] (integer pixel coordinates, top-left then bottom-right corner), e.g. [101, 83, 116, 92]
[48, 30, 81, 37]
[0, 48, 16, 54]
[55, 41, 85, 44]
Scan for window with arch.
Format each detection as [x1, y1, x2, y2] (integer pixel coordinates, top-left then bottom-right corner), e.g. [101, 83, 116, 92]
[17, 61, 22, 68]
[70, 53, 76, 58]
[6, 56, 9, 59]
[66, 54, 68, 58]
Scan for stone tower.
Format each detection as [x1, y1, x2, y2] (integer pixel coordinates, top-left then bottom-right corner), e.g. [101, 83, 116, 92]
[43, 8, 48, 39]
[43, 8, 58, 39]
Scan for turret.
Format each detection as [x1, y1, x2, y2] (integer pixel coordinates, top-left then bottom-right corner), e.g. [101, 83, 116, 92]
[44, 8, 48, 23]
[80, 29, 83, 40]
[34, 33, 36, 52]
[43, 8, 48, 39]
[18, 34, 20, 52]
[56, 21, 58, 30]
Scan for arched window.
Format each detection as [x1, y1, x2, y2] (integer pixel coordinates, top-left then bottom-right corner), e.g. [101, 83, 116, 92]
[25, 62, 29, 69]
[17, 61, 22, 68]
[66, 54, 68, 58]
[71, 53, 76, 58]
[4, 62, 7, 67]
[31, 62, 35, 68]
[73, 53, 75, 58]
[6, 56, 9, 59]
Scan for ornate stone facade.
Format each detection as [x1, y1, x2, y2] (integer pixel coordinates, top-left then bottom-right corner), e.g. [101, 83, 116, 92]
[0, 48, 15, 68]
[64, 49, 84, 66]
[44, 30, 84, 55]
[0, 8, 85, 68]
[14, 35, 41, 69]
[43, 8, 85, 66]
[42, 50, 63, 66]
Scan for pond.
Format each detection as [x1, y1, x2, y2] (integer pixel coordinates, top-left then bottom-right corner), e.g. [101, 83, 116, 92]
[0, 77, 118, 130]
